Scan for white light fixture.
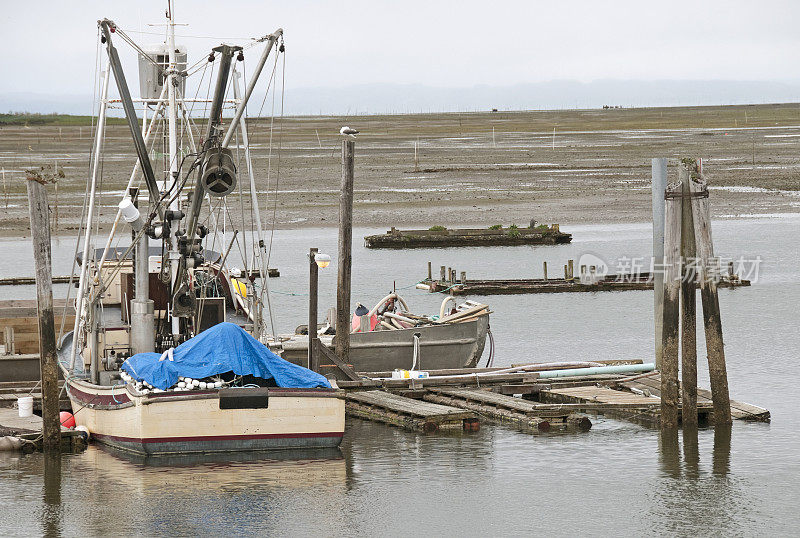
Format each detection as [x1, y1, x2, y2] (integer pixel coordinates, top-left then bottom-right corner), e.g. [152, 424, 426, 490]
[314, 252, 331, 269]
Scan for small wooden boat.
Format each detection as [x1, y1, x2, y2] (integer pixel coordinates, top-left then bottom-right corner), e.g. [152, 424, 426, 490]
[274, 295, 492, 374]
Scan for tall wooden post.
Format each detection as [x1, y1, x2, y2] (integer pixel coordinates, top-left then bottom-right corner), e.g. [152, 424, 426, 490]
[689, 166, 732, 425]
[427, 261, 432, 281]
[308, 247, 319, 371]
[542, 261, 548, 280]
[26, 177, 61, 452]
[336, 139, 355, 364]
[652, 158, 667, 368]
[660, 179, 682, 429]
[679, 164, 698, 426]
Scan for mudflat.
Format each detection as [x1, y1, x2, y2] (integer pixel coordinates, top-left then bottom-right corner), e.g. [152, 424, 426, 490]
[0, 103, 798, 237]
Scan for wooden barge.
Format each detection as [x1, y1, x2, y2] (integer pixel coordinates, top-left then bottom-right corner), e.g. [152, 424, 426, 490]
[424, 272, 750, 295]
[364, 224, 571, 249]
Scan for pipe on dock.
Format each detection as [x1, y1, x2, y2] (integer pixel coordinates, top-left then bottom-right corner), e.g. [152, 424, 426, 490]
[538, 363, 655, 379]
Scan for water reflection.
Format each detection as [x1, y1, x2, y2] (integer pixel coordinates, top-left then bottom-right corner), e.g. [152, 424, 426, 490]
[652, 425, 745, 533]
[65, 445, 349, 535]
[712, 424, 732, 477]
[41, 453, 62, 538]
[658, 427, 681, 478]
[683, 425, 700, 479]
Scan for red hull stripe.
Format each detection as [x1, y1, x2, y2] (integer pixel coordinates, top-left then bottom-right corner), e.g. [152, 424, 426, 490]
[92, 431, 344, 444]
[68, 385, 131, 406]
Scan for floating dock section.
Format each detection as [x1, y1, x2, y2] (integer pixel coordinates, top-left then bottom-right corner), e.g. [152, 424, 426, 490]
[340, 365, 769, 433]
[364, 224, 571, 249]
[346, 390, 479, 432]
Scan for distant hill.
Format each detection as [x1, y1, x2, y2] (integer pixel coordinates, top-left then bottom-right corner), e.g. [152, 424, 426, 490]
[2, 79, 800, 117]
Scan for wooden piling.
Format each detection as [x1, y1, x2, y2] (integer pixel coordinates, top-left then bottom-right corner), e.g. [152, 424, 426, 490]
[427, 261, 432, 281]
[689, 165, 732, 425]
[680, 165, 698, 426]
[460, 271, 466, 284]
[336, 139, 355, 365]
[308, 247, 319, 371]
[542, 261, 548, 280]
[440, 265, 446, 281]
[660, 179, 682, 429]
[563, 265, 568, 279]
[568, 259, 574, 280]
[26, 176, 60, 452]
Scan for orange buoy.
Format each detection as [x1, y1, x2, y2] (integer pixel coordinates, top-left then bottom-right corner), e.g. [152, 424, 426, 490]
[59, 411, 76, 429]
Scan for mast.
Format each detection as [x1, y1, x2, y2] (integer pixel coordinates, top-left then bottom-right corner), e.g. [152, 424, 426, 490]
[69, 61, 110, 371]
[166, 3, 182, 337]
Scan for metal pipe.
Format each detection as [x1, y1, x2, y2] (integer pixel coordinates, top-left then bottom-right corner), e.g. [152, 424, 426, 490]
[220, 29, 282, 149]
[652, 158, 667, 368]
[69, 61, 110, 371]
[119, 200, 154, 354]
[537, 363, 655, 379]
[166, 14, 181, 337]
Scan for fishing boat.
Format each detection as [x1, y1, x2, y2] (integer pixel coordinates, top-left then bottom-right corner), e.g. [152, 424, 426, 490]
[57, 6, 344, 455]
[275, 295, 492, 374]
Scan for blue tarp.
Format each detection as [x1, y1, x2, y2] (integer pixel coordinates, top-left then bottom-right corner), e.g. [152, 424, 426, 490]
[122, 322, 331, 391]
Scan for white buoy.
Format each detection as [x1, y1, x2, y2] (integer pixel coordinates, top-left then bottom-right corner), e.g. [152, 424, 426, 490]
[192, 379, 200, 387]
[214, 381, 222, 388]
[199, 382, 207, 389]
[178, 381, 186, 388]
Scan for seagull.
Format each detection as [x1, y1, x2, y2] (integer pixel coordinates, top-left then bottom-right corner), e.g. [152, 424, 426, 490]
[340, 126, 359, 138]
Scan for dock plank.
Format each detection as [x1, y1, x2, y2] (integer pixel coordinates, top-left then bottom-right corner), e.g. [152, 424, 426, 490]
[423, 388, 592, 432]
[619, 375, 770, 421]
[346, 390, 472, 420]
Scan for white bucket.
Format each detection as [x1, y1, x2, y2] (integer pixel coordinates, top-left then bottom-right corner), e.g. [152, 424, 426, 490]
[17, 396, 33, 418]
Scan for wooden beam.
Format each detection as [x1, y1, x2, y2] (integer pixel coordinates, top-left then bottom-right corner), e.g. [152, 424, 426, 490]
[315, 338, 360, 381]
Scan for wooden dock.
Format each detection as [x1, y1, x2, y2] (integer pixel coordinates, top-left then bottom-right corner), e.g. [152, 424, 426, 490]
[346, 390, 479, 432]
[0, 381, 71, 411]
[364, 224, 571, 249]
[0, 407, 87, 453]
[536, 373, 769, 426]
[421, 387, 592, 432]
[423, 272, 750, 295]
[340, 365, 769, 433]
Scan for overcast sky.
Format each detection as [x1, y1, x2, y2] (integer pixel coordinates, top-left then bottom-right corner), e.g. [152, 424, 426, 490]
[2, 1, 800, 111]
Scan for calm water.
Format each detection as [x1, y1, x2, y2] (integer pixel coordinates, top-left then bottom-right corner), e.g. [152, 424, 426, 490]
[1, 216, 798, 536]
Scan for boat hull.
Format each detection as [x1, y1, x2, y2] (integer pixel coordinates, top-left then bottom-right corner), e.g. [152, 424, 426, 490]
[66, 381, 345, 456]
[280, 316, 489, 373]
